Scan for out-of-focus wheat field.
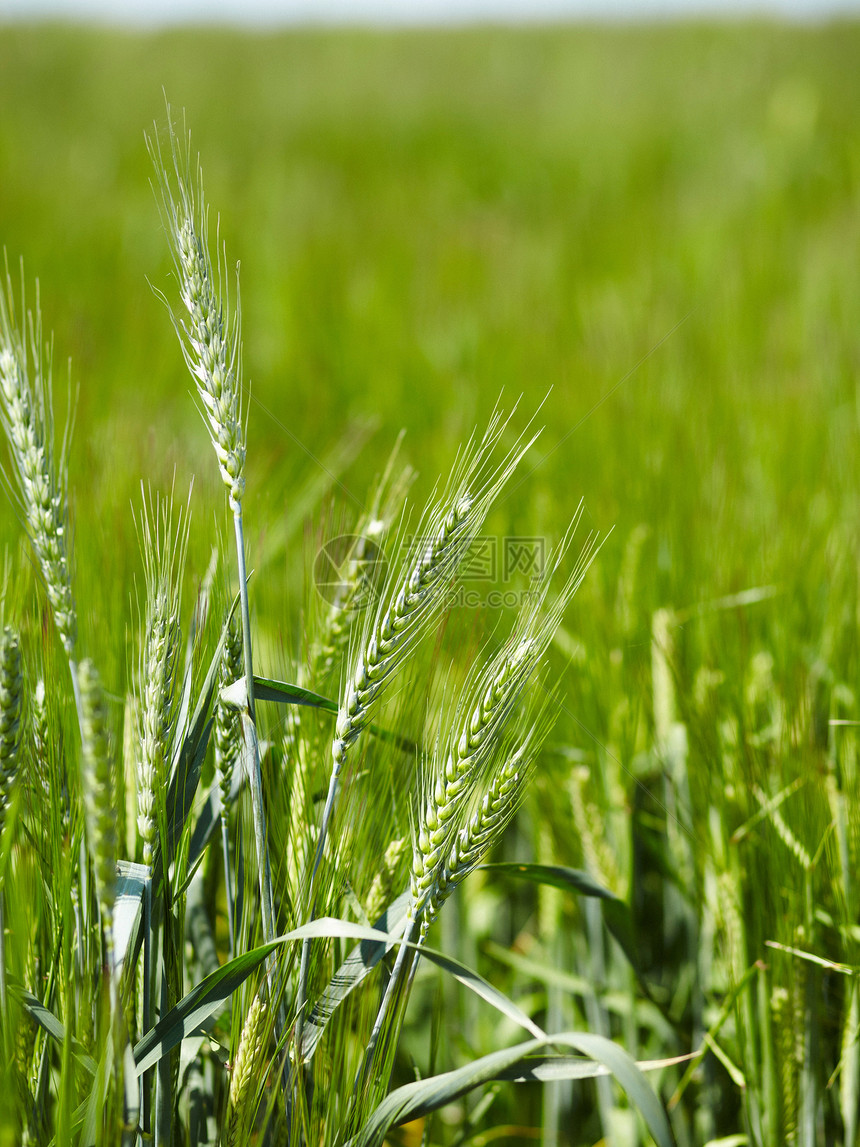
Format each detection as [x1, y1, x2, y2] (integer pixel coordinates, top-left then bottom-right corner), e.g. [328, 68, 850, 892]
[2, 19, 860, 1144]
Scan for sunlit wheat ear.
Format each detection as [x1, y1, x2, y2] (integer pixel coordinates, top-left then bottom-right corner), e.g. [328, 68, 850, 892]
[0, 627, 23, 837]
[215, 615, 243, 812]
[215, 613, 243, 956]
[78, 659, 117, 950]
[31, 678, 47, 770]
[311, 439, 415, 684]
[224, 988, 268, 1147]
[150, 109, 277, 957]
[332, 405, 537, 777]
[366, 836, 409, 924]
[411, 509, 598, 920]
[409, 638, 537, 921]
[30, 678, 50, 801]
[362, 526, 597, 1084]
[422, 737, 539, 934]
[0, 263, 76, 657]
[132, 484, 189, 868]
[298, 408, 540, 1038]
[147, 117, 245, 511]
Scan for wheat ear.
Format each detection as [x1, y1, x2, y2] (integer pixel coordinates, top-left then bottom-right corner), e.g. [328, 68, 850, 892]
[30, 678, 50, 800]
[215, 615, 243, 958]
[78, 659, 117, 961]
[358, 638, 539, 1085]
[0, 625, 22, 1035]
[309, 438, 414, 684]
[147, 122, 245, 511]
[223, 989, 268, 1147]
[317, 408, 537, 881]
[133, 485, 189, 869]
[150, 111, 276, 953]
[366, 836, 409, 925]
[413, 514, 597, 915]
[0, 263, 77, 663]
[296, 410, 538, 1041]
[422, 743, 533, 933]
[362, 515, 598, 1083]
[0, 626, 22, 839]
[409, 637, 537, 921]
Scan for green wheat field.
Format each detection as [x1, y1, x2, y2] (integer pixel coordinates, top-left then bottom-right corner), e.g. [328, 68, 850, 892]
[0, 17, 858, 1147]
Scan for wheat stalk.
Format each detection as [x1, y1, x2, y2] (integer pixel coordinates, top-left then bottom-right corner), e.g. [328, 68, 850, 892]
[149, 109, 276, 956]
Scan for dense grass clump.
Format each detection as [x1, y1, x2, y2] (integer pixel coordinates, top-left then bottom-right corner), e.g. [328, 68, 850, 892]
[0, 18, 859, 1146]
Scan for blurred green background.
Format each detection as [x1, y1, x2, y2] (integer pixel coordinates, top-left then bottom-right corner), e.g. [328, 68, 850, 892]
[2, 23, 860, 1141]
[2, 21, 858, 648]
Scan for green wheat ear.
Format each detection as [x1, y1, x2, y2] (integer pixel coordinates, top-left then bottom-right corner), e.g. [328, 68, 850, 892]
[215, 612, 243, 957]
[0, 264, 76, 660]
[422, 738, 538, 933]
[215, 614, 244, 813]
[150, 106, 277, 958]
[78, 658, 117, 951]
[132, 484, 189, 868]
[411, 512, 597, 927]
[323, 408, 539, 845]
[223, 988, 269, 1147]
[148, 116, 245, 511]
[0, 627, 23, 838]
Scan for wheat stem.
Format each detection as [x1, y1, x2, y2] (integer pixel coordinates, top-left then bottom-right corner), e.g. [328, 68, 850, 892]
[357, 916, 418, 1099]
